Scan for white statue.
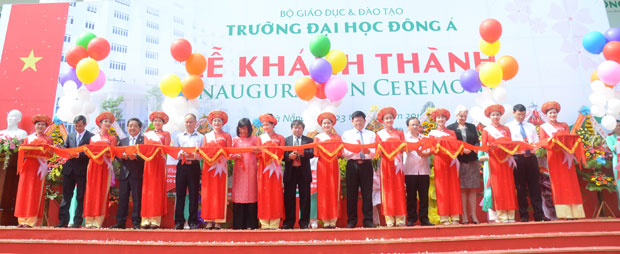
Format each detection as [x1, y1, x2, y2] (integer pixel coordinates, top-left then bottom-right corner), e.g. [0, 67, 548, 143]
[0, 110, 28, 140]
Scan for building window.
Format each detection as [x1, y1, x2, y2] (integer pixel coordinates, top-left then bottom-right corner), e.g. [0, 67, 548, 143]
[146, 20, 159, 30]
[112, 26, 129, 37]
[145, 51, 158, 59]
[64, 34, 71, 43]
[146, 7, 159, 16]
[114, 11, 129, 21]
[146, 36, 159, 45]
[145, 67, 159, 76]
[69, 2, 76, 7]
[60, 54, 65, 62]
[85, 21, 95, 30]
[173, 29, 184, 37]
[68, 15, 74, 24]
[114, 0, 130, 7]
[87, 4, 97, 13]
[173, 16, 184, 25]
[110, 61, 127, 71]
[111, 43, 128, 53]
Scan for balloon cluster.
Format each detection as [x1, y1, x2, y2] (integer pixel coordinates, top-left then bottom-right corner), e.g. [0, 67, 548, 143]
[160, 38, 206, 101]
[582, 28, 620, 130]
[294, 34, 348, 102]
[463, 19, 517, 126]
[159, 38, 203, 132]
[55, 81, 96, 122]
[56, 32, 109, 122]
[63, 32, 110, 91]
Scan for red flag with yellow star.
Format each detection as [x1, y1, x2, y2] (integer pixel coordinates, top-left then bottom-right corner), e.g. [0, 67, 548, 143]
[0, 3, 69, 133]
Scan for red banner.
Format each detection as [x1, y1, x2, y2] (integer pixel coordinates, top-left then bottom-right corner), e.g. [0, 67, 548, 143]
[0, 3, 69, 133]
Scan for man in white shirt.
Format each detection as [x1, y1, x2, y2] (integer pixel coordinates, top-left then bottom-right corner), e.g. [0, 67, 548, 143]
[403, 117, 433, 226]
[505, 104, 548, 222]
[173, 113, 204, 230]
[342, 111, 376, 228]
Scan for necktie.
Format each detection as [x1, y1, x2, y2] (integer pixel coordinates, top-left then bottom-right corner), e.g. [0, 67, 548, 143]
[359, 130, 365, 160]
[294, 136, 300, 146]
[520, 123, 531, 156]
[76, 133, 82, 145]
[130, 137, 135, 146]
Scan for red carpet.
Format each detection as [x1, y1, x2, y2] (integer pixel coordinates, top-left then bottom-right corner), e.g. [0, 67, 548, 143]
[0, 219, 619, 253]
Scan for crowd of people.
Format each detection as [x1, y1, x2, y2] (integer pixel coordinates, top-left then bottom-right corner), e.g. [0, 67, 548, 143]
[13, 101, 589, 229]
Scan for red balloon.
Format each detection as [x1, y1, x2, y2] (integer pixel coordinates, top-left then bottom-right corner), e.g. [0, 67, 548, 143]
[171, 38, 192, 62]
[87, 37, 110, 61]
[66, 45, 88, 68]
[480, 19, 502, 43]
[603, 41, 620, 64]
[315, 82, 326, 99]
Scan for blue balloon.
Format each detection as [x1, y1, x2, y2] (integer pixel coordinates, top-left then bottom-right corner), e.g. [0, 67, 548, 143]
[459, 69, 482, 93]
[582, 31, 607, 54]
[309, 58, 332, 83]
[605, 28, 620, 42]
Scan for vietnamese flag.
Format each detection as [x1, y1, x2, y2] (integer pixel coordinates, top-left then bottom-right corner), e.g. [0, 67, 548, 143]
[0, 3, 68, 133]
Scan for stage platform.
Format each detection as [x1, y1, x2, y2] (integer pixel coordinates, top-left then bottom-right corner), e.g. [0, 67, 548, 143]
[0, 219, 619, 253]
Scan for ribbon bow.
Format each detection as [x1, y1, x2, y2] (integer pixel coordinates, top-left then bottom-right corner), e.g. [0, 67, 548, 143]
[394, 156, 404, 175]
[263, 161, 282, 179]
[562, 150, 577, 170]
[36, 158, 47, 180]
[208, 156, 228, 177]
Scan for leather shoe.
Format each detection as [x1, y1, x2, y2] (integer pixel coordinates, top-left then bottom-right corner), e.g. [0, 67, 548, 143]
[109, 223, 125, 229]
[363, 222, 376, 228]
[346, 223, 356, 228]
[535, 217, 551, 222]
[174, 223, 184, 230]
[420, 219, 433, 226]
[299, 225, 309, 229]
[70, 224, 82, 228]
[54, 224, 68, 228]
[281, 225, 293, 229]
[132, 225, 141, 229]
[520, 217, 529, 223]
[189, 223, 200, 230]
[407, 221, 416, 226]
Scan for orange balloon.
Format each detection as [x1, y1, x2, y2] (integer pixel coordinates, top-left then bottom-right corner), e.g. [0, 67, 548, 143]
[181, 75, 204, 100]
[591, 70, 600, 82]
[294, 77, 317, 101]
[185, 53, 206, 75]
[497, 56, 518, 81]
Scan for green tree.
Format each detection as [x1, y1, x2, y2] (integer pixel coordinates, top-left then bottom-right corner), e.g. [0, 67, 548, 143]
[101, 96, 124, 120]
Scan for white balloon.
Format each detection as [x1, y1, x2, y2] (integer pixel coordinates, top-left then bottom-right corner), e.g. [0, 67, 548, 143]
[475, 92, 494, 108]
[608, 98, 620, 113]
[77, 87, 90, 101]
[58, 96, 72, 108]
[606, 110, 620, 119]
[500, 104, 512, 124]
[600, 87, 615, 100]
[84, 101, 96, 114]
[63, 81, 78, 95]
[69, 100, 82, 115]
[591, 104, 606, 117]
[602, 115, 618, 130]
[591, 80, 606, 93]
[590, 93, 607, 106]
[492, 87, 507, 102]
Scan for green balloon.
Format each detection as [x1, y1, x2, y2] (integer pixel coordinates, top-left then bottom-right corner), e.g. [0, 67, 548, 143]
[76, 32, 97, 49]
[309, 34, 331, 58]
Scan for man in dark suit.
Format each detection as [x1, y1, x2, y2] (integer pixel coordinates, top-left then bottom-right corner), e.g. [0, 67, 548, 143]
[110, 118, 145, 229]
[57, 115, 93, 228]
[282, 120, 314, 229]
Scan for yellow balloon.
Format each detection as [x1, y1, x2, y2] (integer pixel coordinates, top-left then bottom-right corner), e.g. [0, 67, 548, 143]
[478, 62, 503, 88]
[159, 74, 182, 98]
[75, 58, 99, 84]
[479, 39, 500, 57]
[325, 50, 347, 74]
